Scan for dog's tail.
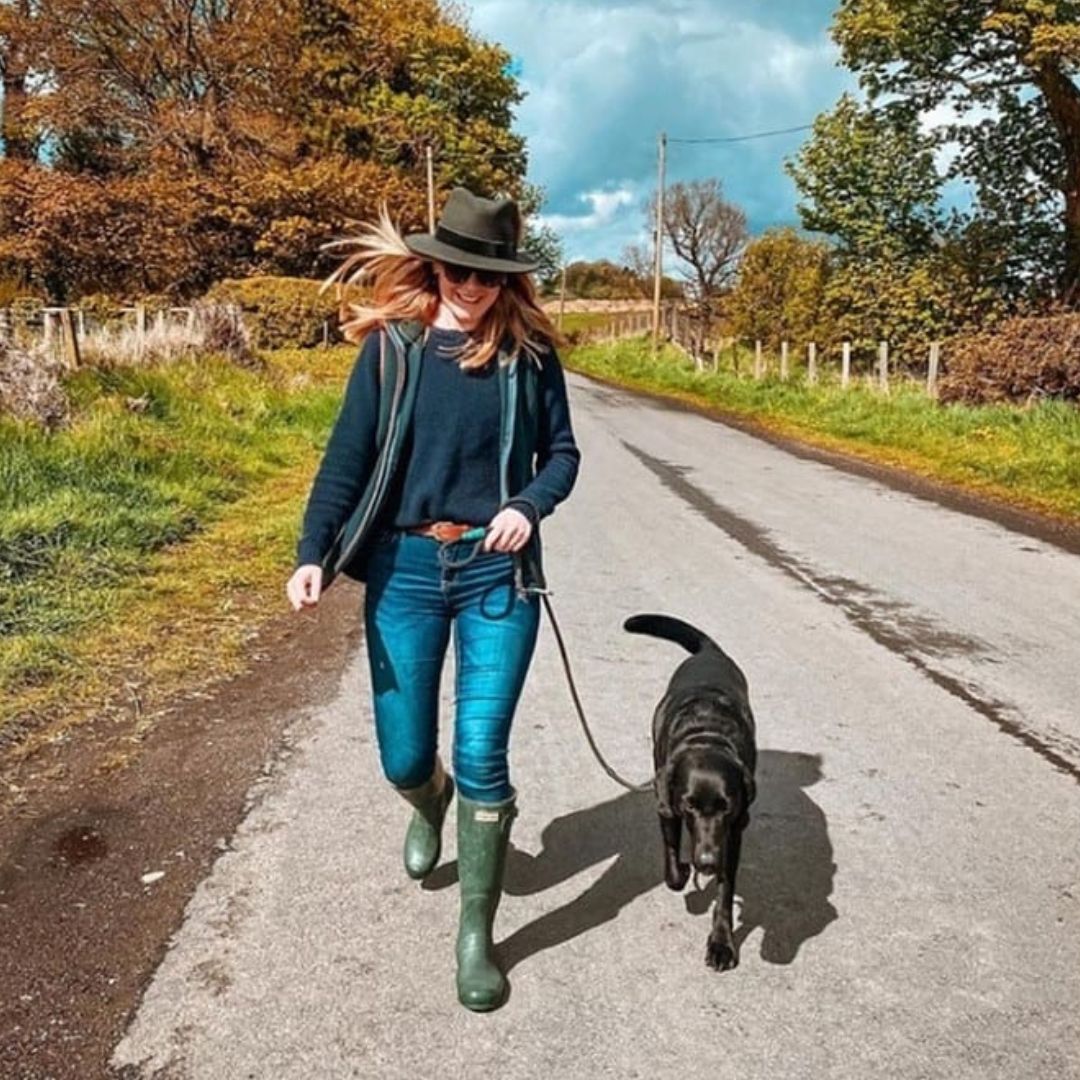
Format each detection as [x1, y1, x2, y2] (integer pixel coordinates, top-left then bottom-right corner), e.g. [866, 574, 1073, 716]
[623, 613, 717, 655]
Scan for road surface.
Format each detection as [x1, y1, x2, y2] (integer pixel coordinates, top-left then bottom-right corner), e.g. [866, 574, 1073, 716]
[113, 372, 1080, 1080]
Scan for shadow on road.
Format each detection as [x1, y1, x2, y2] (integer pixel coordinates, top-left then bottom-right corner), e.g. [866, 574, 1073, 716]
[425, 750, 836, 972]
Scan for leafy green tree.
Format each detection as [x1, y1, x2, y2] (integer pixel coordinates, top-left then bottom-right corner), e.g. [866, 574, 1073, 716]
[297, 0, 526, 196]
[833, 0, 1080, 301]
[523, 221, 563, 291]
[786, 90, 1008, 357]
[562, 260, 645, 300]
[728, 228, 832, 348]
[786, 93, 944, 262]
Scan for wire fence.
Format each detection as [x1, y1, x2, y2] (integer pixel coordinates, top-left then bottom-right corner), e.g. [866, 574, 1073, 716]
[587, 304, 945, 397]
[1, 304, 211, 369]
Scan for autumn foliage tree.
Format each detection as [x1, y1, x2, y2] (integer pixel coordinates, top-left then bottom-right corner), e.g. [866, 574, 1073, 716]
[0, 0, 532, 300]
[727, 228, 831, 350]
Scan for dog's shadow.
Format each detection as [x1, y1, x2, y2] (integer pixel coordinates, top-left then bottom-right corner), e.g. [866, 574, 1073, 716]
[426, 750, 837, 971]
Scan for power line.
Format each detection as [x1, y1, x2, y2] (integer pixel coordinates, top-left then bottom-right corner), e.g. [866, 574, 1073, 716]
[668, 123, 813, 145]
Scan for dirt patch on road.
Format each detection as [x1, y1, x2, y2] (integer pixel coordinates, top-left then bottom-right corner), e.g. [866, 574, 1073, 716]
[0, 579, 363, 1080]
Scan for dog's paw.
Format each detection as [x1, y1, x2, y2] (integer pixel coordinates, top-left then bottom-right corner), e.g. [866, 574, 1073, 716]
[665, 860, 690, 891]
[705, 935, 739, 972]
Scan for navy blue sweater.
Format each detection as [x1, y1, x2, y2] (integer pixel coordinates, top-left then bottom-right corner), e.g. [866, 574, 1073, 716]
[389, 326, 502, 528]
[296, 327, 580, 568]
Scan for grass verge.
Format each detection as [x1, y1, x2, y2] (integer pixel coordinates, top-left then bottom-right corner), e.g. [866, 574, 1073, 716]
[0, 345, 356, 760]
[566, 337, 1080, 523]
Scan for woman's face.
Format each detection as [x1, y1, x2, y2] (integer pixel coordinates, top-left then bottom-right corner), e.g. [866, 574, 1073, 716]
[433, 261, 506, 330]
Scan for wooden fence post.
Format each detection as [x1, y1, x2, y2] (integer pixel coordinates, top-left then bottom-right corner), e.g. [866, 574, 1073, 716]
[927, 341, 941, 397]
[135, 304, 147, 360]
[841, 341, 851, 388]
[878, 340, 889, 392]
[58, 308, 82, 370]
[754, 339, 763, 379]
[807, 342, 817, 384]
[43, 308, 57, 350]
[712, 337, 720, 372]
[780, 340, 789, 380]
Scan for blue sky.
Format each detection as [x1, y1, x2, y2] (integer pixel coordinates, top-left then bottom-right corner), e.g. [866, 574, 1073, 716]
[467, 0, 856, 263]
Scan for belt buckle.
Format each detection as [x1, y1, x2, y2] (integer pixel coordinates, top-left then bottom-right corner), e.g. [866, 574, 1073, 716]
[431, 521, 465, 543]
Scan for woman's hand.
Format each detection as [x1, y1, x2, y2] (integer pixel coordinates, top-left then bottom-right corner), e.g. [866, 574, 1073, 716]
[483, 507, 532, 553]
[287, 564, 323, 611]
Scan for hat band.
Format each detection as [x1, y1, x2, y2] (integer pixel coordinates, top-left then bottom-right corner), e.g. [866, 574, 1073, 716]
[435, 225, 516, 261]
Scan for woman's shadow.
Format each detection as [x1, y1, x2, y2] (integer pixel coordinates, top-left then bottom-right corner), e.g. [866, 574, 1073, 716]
[426, 750, 837, 971]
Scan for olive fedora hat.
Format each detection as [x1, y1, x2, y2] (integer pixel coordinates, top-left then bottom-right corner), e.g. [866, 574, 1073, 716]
[404, 187, 539, 274]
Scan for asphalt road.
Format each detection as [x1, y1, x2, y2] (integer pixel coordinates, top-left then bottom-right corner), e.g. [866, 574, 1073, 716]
[113, 373, 1080, 1079]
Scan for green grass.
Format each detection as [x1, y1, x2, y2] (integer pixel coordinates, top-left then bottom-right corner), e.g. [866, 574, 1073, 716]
[558, 311, 615, 335]
[0, 347, 352, 717]
[567, 337, 1080, 522]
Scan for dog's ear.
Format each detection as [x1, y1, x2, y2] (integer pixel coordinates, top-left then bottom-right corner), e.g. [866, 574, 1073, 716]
[740, 764, 756, 809]
[654, 761, 678, 817]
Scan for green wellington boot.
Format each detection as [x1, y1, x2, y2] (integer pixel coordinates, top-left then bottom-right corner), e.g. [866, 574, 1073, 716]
[397, 757, 455, 881]
[455, 791, 516, 1011]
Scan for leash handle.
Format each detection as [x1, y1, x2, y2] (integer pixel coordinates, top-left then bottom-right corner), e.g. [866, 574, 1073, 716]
[540, 593, 652, 794]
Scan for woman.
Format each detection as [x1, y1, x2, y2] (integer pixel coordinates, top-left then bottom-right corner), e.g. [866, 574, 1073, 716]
[285, 187, 580, 1011]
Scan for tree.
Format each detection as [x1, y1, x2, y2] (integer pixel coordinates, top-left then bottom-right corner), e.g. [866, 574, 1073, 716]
[651, 179, 747, 304]
[23, 0, 302, 174]
[296, 0, 526, 196]
[786, 92, 1007, 358]
[523, 221, 563, 292]
[0, 0, 38, 161]
[0, 0, 529, 298]
[833, 0, 1080, 301]
[561, 260, 646, 300]
[786, 94, 944, 263]
[727, 228, 832, 349]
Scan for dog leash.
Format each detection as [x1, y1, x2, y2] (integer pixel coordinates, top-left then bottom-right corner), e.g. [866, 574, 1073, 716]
[444, 528, 651, 794]
[538, 592, 653, 794]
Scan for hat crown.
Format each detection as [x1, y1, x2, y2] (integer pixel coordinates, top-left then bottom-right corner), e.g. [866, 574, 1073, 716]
[438, 188, 520, 256]
[402, 186, 538, 273]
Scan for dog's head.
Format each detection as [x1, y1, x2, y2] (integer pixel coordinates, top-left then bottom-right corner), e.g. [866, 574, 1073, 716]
[657, 746, 754, 877]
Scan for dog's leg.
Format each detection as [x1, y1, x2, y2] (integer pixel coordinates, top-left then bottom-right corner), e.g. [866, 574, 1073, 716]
[705, 827, 743, 971]
[659, 813, 690, 891]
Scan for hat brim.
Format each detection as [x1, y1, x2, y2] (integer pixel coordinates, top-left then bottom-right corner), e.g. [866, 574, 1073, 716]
[404, 233, 539, 274]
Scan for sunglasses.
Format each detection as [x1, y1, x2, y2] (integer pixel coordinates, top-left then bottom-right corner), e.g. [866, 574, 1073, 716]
[440, 262, 507, 288]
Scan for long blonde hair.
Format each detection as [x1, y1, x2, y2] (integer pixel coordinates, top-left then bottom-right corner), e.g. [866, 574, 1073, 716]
[320, 204, 565, 370]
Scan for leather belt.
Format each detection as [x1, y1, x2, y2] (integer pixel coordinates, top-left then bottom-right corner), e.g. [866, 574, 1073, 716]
[405, 521, 478, 543]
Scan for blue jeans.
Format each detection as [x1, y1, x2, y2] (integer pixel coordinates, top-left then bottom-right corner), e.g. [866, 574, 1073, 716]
[362, 531, 540, 803]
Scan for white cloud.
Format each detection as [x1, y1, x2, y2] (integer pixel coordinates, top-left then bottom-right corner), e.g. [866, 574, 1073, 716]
[538, 186, 637, 232]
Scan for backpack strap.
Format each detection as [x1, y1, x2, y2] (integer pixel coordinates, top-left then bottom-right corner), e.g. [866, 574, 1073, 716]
[374, 328, 393, 450]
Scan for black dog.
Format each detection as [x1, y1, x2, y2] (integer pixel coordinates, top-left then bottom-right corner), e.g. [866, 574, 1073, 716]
[624, 613, 757, 971]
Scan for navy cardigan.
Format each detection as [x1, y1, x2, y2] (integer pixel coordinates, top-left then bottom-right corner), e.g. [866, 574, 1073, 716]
[295, 321, 580, 589]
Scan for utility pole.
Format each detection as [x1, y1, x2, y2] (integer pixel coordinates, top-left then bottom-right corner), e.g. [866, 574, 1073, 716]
[425, 145, 436, 232]
[651, 131, 667, 356]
